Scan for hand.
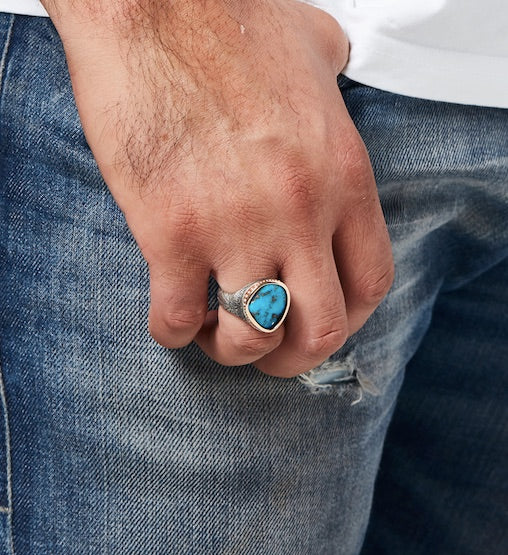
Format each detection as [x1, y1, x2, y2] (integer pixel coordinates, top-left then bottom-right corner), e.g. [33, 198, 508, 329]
[44, 0, 394, 377]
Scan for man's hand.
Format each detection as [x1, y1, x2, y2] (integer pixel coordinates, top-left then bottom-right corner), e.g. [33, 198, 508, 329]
[43, 0, 393, 377]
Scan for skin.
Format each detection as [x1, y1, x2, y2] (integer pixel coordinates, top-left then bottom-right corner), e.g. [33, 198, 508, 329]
[41, 0, 394, 377]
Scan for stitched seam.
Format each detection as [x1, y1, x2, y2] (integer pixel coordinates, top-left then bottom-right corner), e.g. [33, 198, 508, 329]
[0, 18, 15, 553]
[0, 16, 16, 555]
[0, 14, 15, 101]
[0, 362, 14, 554]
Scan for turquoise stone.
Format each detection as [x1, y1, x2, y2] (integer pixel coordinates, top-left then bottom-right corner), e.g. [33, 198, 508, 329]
[248, 284, 287, 330]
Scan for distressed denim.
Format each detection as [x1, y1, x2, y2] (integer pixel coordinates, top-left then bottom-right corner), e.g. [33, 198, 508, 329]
[1, 14, 507, 555]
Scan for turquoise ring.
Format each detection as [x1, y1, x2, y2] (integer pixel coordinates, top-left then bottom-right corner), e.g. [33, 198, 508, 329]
[217, 279, 290, 333]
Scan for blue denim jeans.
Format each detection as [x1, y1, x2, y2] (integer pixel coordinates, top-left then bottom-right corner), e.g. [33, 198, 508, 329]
[1, 14, 507, 555]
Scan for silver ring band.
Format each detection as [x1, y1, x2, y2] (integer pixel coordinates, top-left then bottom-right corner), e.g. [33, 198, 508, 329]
[217, 279, 290, 333]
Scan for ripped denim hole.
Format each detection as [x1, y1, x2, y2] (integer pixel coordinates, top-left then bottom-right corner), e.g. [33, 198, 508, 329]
[297, 357, 380, 405]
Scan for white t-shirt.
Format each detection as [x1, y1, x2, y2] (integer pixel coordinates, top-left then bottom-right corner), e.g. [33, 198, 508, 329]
[0, 0, 47, 17]
[314, 0, 508, 108]
[1, 0, 507, 108]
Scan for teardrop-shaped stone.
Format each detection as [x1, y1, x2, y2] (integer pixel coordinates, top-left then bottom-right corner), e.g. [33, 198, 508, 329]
[247, 283, 288, 330]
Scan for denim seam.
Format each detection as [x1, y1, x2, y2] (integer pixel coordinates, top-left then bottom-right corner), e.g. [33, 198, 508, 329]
[0, 364, 14, 555]
[0, 15, 15, 101]
[0, 16, 16, 555]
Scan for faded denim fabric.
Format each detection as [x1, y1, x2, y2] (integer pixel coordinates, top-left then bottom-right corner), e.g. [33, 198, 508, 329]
[1, 14, 507, 555]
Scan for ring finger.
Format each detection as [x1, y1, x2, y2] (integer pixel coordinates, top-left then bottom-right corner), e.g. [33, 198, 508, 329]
[195, 258, 286, 366]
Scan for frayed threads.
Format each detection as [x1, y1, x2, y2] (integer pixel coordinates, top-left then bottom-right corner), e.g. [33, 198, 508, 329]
[297, 359, 380, 405]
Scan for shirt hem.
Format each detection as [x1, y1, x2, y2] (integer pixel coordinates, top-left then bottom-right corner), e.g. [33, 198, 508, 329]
[341, 29, 508, 109]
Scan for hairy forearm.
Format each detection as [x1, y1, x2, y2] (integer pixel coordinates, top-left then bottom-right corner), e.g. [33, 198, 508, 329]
[40, 0, 272, 94]
[41, 0, 258, 36]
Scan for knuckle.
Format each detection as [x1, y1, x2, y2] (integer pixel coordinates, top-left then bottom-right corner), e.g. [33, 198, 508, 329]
[277, 161, 322, 218]
[158, 307, 206, 335]
[230, 329, 280, 357]
[302, 323, 348, 360]
[356, 262, 395, 305]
